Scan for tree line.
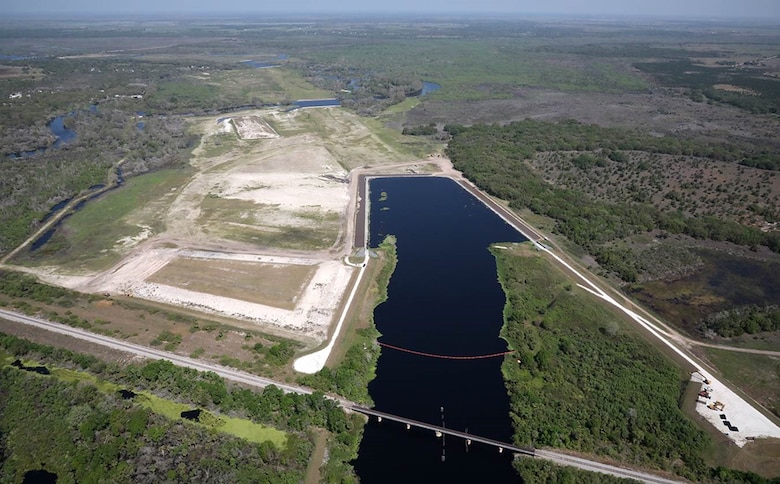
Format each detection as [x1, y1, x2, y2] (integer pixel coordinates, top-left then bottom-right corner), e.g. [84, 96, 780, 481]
[495, 249, 778, 483]
[0, 331, 366, 483]
[445, 120, 780, 282]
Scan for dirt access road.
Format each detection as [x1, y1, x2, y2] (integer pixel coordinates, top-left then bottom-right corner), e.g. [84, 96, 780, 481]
[4, 107, 432, 350]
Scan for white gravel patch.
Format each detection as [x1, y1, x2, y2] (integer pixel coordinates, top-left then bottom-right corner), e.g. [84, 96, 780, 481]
[692, 373, 780, 447]
[217, 172, 349, 213]
[113, 225, 154, 251]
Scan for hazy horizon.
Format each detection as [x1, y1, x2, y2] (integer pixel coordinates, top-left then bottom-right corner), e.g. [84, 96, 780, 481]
[4, 0, 780, 20]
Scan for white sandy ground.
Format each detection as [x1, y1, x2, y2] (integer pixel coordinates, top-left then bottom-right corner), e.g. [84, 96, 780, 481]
[81, 248, 355, 340]
[216, 172, 349, 213]
[690, 373, 780, 447]
[294, 251, 368, 373]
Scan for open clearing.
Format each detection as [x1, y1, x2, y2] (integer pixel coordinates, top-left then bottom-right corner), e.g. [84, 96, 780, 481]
[148, 257, 317, 310]
[231, 115, 280, 139]
[12, 105, 426, 350]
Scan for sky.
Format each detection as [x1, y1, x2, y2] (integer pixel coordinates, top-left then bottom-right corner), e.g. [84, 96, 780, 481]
[5, 0, 780, 19]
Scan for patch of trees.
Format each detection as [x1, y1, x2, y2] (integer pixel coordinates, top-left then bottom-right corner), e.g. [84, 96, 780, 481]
[513, 459, 640, 483]
[299, 326, 381, 404]
[0, 108, 195, 256]
[0, 332, 366, 482]
[495, 250, 710, 479]
[0, 270, 78, 306]
[402, 123, 438, 136]
[444, 120, 780, 281]
[634, 60, 780, 114]
[699, 305, 780, 338]
[0, 367, 307, 483]
[740, 153, 780, 171]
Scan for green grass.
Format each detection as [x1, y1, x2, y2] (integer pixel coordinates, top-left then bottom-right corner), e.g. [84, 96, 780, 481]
[46, 168, 192, 270]
[199, 133, 239, 158]
[213, 68, 334, 104]
[47, 365, 288, 448]
[383, 96, 420, 114]
[222, 225, 337, 251]
[51, 367, 121, 393]
[135, 391, 287, 448]
[364, 117, 442, 158]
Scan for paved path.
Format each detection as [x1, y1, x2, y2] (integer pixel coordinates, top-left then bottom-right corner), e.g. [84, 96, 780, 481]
[534, 449, 682, 484]
[0, 306, 684, 482]
[0, 308, 312, 396]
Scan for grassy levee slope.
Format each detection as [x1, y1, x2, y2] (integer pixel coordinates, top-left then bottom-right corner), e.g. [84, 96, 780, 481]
[298, 236, 398, 404]
[494, 244, 711, 480]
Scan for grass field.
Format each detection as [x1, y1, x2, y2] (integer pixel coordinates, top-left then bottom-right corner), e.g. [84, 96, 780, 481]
[149, 258, 317, 310]
[213, 68, 335, 104]
[135, 391, 287, 448]
[25, 168, 192, 271]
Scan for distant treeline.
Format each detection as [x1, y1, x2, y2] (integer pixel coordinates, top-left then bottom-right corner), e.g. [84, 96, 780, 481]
[445, 120, 780, 281]
[634, 60, 780, 115]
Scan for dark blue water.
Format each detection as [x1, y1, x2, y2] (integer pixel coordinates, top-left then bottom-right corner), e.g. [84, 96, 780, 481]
[420, 81, 441, 96]
[30, 228, 56, 251]
[0, 54, 36, 61]
[293, 98, 341, 108]
[240, 60, 280, 68]
[48, 115, 76, 148]
[354, 177, 526, 483]
[8, 114, 77, 159]
[39, 198, 73, 224]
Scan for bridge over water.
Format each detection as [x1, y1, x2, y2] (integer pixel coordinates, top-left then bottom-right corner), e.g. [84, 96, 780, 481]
[349, 405, 682, 484]
[350, 405, 534, 456]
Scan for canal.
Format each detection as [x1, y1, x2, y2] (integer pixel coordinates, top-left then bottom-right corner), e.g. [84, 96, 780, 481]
[354, 176, 526, 483]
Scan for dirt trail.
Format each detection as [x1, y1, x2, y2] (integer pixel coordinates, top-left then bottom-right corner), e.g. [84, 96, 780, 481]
[7, 107, 440, 347]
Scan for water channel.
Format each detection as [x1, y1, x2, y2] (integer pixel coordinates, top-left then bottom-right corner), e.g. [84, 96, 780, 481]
[354, 177, 526, 483]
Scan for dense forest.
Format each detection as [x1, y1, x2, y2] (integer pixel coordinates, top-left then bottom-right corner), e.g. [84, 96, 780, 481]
[494, 247, 709, 479]
[0, 332, 365, 482]
[0, 367, 306, 483]
[699, 305, 780, 338]
[495, 247, 780, 483]
[445, 120, 780, 282]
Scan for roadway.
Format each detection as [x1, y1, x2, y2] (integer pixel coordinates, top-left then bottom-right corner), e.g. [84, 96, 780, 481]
[0, 308, 313, 396]
[1, 306, 685, 482]
[351, 406, 682, 483]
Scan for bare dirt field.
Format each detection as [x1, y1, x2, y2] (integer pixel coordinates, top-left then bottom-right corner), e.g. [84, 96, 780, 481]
[11, 106, 426, 354]
[230, 115, 279, 139]
[149, 258, 317, 310]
